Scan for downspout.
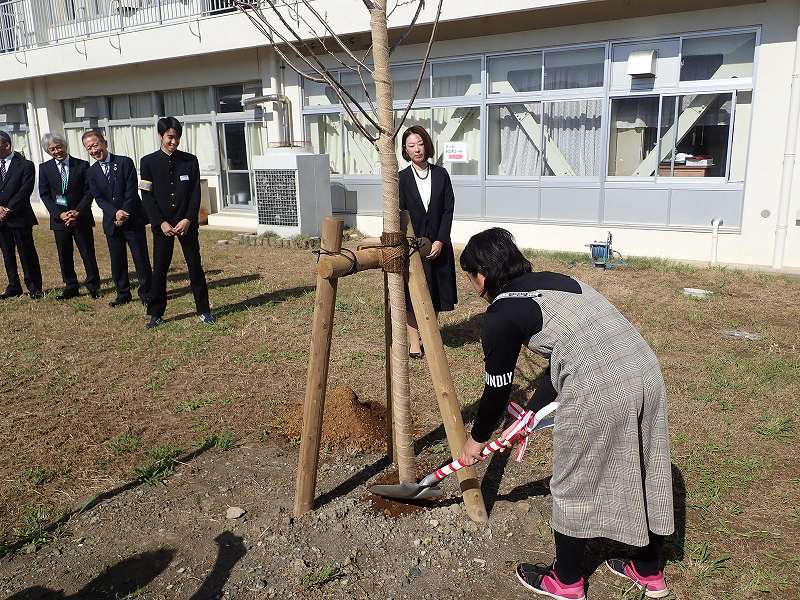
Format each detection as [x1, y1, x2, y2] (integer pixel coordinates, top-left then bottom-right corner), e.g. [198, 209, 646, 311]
[772, 7, 800, 269]
[243, 94, 293, 147]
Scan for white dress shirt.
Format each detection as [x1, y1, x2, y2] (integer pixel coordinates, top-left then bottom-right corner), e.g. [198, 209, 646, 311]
[412, 163, 432, 212]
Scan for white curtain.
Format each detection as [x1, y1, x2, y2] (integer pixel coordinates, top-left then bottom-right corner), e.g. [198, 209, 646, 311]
[65, 128, 91, 161]
[163, 90, 183, 116]
[182, 122, 215, 172]
[340, 71, 376, 105]
[110, 96, 131, 120]
[110, 125, 155, 168]
[489, 104, 542, 177]
[432, 106, 480, 175]
[130, 93, 153, 118]
[392, 64, 430, 101]
[344, 115, 379, 175]
[307, 114, 343, 175]
[543, 99, 602, 177]
[8, 130, 30, 159]
[543, 48, 605, 90]
[432, 60, 481, 97]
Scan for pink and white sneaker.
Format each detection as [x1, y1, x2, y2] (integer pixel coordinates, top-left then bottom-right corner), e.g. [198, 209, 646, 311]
[605, 558, 670, 598]
[516, 563, 586, 600]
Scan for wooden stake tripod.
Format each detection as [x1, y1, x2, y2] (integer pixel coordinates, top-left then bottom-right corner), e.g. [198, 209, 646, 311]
[293, 215, 488, 523]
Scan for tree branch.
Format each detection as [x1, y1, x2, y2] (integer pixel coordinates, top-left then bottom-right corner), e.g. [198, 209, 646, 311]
[389, 0, 423, 54]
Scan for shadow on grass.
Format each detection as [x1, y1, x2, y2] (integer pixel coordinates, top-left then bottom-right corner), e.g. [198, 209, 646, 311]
[441, 312, 483, 348]
[164, 284, 314, 323]
[166, 273, 261, 301]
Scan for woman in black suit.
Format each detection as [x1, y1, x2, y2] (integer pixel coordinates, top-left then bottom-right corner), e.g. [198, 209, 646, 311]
[398, 125, 457, 358]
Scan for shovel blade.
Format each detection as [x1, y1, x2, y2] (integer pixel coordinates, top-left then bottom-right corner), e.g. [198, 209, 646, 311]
[370, 482, 443, 501]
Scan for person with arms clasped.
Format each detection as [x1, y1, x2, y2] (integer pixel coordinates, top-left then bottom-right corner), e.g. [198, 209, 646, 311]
[38, 133, 101, 300]
[83, 129, 152, 307]
[0, 131, 43, 300]
[458, 228, 675, 600]
[139, 117, 213, 329]
[398, 125, 457, 358]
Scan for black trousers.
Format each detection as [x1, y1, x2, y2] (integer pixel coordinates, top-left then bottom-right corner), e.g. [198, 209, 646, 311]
[553, 530, 665, 584]
[147, 228, 210, 317]
[53, 226, 100, 293]
[107, 227, 152, 301]
[0, 226, 43, 295]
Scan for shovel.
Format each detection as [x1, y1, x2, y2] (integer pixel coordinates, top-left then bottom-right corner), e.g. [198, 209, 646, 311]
[370, 401, 558, 501]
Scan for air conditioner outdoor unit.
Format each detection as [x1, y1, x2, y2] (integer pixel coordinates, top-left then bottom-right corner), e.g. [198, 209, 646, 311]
[252, 147, 331, 238]
[627, 50, 657, 78]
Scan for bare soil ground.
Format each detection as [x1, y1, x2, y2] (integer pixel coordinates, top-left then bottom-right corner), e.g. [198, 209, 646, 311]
[0, 223, 798, 599]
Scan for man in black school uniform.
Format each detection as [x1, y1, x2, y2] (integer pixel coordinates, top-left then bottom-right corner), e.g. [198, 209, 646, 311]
[39, 133, 101, 300]
[0, 131, 43, 299]
[139, 116, 213, 329]
[83, 129, 152, 307]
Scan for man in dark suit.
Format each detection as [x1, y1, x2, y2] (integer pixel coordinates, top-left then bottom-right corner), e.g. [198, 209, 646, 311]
[0, 131, 43, 299]
[39, 133, 101, 300]
[140, 116, 213, 329]
[82, 130, 152, 307]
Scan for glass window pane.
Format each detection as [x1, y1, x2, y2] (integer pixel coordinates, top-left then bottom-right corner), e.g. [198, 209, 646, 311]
[488, 103, 542, 176]
[432, 106, 480, 176]
[657, 96, 678, 177]
[432, 60, 481, 97]
[672, 93, 732, 177]
[729, 90, 752, 182]
[246, 121, 268, 158]
[543, 99, 602, 176]
[489, 53, 542, 94]
[130, 93, 154, 118]
[680, 33, 756, 81]
[163, 87, 210, 116]
[303, 76, 340, 107]
[110, 95, 131, 120]
[306, 114, 343, 175]
[182, 122, 216, 172]
[608, 97, 660, 176]
[223, 122, 248, 170]
[225, 172, 252, 207]
[3, 129, 30, 159]
[395, 109, 431, 167]
[65, 128, 91, 162]
[344, 116, 379, 175]
[544, 47, 605, 90]
[340, 70, 376, 105]
[110, 125, 154, 168]
[62, 99, 78, 122]
[217, 84, 245, 113]
[392, 63, 430, 101]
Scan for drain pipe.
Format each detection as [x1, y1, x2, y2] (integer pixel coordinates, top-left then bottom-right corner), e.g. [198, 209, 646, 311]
[243, 94, 294, 147]
[710, 218, 722, 265]
[772, 8, 800, 269]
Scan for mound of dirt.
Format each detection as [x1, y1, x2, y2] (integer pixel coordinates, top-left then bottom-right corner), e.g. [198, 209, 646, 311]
[283, 386, 387, 450]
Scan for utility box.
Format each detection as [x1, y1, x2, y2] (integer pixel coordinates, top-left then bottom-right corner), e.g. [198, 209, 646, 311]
[252, 147, 331, 238]
[627, 50, 657, 78]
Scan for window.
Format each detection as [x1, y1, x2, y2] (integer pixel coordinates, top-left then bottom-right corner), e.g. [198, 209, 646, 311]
[544, 47, 605, 90]
[109, 125, 155, 168]
[303, 76, 340, 107]
[344, 115, 379, 175]
[729, 91, 752, 182]
[489, 53, 542, 95]
[392, 63, 430, 101]
[163, 87, 211, 116]
[110, 93, 155, 120]
[340, 70, 376, 105]
[62, 97, 109, 122]
[670, 93, 732, 177]
[433, 106, 480, 176]
[608, 96, 660, 176]
[432, 60, 481, 97]
[488, 103, 542, 176]
[181, 122, 216, 172]
[0, 104, 29, 158]
[65, 128, 91, 161]
[306, 114, 343, 174]
[543, 99, 602, 176]
[215, 82, 261, 113]
[680, 33, 756, 82]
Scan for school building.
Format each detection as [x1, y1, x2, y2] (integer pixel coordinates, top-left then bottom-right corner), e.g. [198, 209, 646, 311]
[1, 0, 799, 269]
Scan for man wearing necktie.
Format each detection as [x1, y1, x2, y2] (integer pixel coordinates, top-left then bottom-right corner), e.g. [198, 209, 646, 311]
[39, 133, 101, 300]
[83, 130, 152, 307]
[0, 131, 44, 299]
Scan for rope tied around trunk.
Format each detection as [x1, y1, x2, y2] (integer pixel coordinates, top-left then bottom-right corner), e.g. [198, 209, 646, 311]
[380, 231, 408, 274]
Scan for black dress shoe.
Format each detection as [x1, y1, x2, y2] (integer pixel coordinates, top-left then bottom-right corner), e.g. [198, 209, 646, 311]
[109, 296, 133, 307]
[56, 290, 79, 301]
[89, 290, 102, 299]
[28, 291, 44, 299]
[0, 291, 22, 300]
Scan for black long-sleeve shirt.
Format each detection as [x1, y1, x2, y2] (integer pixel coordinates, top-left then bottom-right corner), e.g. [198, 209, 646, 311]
[470, 271, 581, 443]
[139, 149, 201, 231]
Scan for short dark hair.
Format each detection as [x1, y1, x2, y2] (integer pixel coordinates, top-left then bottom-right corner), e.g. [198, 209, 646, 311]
[81, 129, 106, 144]
[401, 125, 434, 162]
[0, 131, 11, 146]
[157, 116, 183, 138]
[459, 228, 532, 300]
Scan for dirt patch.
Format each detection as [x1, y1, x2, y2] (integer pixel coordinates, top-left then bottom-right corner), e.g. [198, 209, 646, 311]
[283, 386, 387, 450]
[362, 461, 448, 518]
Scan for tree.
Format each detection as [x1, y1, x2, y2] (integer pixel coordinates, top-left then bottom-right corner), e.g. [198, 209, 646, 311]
[233, 0, 443, 484]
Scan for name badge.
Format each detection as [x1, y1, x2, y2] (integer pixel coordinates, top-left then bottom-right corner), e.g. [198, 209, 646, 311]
[180, 175, 190, 181]
[56, 195, 68, 207]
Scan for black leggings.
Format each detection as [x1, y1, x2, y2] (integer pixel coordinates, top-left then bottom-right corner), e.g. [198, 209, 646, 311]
[553, 530, 664, 585]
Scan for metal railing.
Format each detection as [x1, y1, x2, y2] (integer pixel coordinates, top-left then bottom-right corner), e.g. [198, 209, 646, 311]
[0, 0, 237, 53]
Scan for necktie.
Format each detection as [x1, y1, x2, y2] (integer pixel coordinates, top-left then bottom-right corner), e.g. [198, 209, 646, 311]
[102, 161, 112, 184]
[0, 159, 6, 182]
[59, 161, 67, 193]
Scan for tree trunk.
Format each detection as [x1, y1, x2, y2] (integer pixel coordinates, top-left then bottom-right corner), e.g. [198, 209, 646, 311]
[370, 0, 415, 483]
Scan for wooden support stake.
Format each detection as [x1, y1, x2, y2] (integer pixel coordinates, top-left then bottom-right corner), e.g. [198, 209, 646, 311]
[383, 272, 396, 465]
[318, 247, 383, 280]
[403, 212, 489, 524]
[294, 217, 345, 517]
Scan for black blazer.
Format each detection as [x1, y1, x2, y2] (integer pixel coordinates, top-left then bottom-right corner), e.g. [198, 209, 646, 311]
[88, 154, 146, 237]
[38, 156, 95, 230]
[398, 163, 454, 244]
[0, 152, 38, 229]
[139, 149, 201, 231]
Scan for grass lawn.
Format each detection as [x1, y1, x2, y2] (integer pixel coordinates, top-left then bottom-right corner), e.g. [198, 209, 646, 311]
[0, 223, 798, 598]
